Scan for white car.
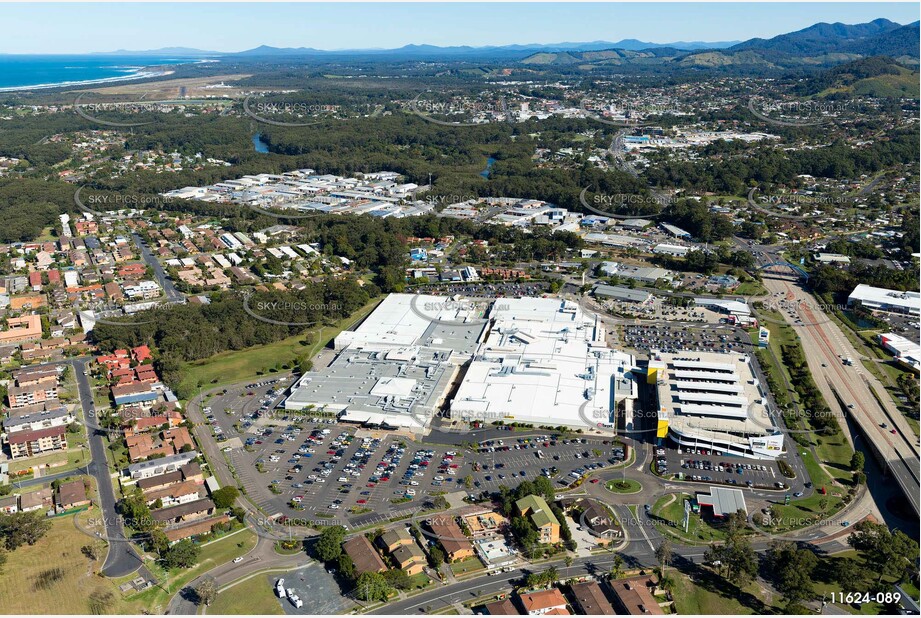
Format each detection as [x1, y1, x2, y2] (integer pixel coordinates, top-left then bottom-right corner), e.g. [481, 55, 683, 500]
[329, 504, 340, 509]
[233, 556, 244, 564]
[406, 489, 416, 496]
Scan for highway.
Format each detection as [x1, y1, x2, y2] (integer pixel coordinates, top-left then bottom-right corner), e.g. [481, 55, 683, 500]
[757, 268, 920, 516]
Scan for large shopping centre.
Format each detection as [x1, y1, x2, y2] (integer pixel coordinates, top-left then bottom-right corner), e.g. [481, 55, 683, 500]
[283, 293, 784, 459]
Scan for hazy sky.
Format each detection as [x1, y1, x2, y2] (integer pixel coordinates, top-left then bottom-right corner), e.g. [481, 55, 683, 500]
[2, 2, 918, 54]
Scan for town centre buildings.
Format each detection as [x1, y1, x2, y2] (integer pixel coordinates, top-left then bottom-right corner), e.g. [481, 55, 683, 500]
[284, 294, 639, 431]
[284, 295, 776, 448]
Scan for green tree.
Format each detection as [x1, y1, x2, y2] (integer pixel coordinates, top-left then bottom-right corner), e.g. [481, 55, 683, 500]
[768, 541, 818, 610]
[848, 521, 919, 585]
[337, 552, 356, 580]
[383, 568, 413, 591]
[0, 511, 52, 550]
[355, 571, 391, 602]
[850, 451, 865, 472]
[162, 539, 201, 569]
[314, 526, 347, 562]
[610, 554, 624, 580]
[428, 545, 445, 570]
[211, 486, 240, 509]
[704, 510, 757, 586]
[655, 538, 673, 573]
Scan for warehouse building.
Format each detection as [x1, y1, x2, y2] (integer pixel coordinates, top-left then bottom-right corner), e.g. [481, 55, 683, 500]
[848, 284, 920, 316]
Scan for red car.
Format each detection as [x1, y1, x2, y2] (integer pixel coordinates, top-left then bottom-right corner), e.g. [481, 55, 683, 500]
[357, 499, 367, 504]
[450, 464, 459, 469]
[366, 482, 376, 488]
[590, 478, 600, 484]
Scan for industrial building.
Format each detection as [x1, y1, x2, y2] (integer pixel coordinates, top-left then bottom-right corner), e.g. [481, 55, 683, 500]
[878, 332, 921, 372]
[848, 284, 920, 316]
[591, 284, 653, 305]
[647, 350, 784, 459]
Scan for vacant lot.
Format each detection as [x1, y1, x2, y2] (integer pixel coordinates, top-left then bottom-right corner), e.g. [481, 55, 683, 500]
[0, 510, 143, 614]
[209, 573, 283, 615]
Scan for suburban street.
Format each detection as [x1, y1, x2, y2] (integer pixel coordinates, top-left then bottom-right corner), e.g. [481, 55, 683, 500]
[69, 356, 146, 577]
[131, 231, 185, 303]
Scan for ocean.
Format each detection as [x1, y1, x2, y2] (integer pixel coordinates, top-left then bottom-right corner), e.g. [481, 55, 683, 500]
[0, 55, 203, 91]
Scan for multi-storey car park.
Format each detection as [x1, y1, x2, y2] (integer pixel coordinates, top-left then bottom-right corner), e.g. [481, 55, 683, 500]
[647, 350, 785, 459]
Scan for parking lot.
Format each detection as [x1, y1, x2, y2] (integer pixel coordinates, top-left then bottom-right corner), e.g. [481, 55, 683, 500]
[408, 281, 550, 298]
[203, 389, 635, 527]
[621, 323, 753, 355]
[653, 442, 798, 493]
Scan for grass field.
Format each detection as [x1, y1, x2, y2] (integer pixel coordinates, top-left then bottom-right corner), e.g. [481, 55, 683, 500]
[177, 298, 380, 396]
[670, 570, 769, 614]
[450, 555, 486, 577]
[124, 529, 257, 612]
[208, 573, 284, 615]
[0, 509, 144, 614]
[9, 448, 89, 475]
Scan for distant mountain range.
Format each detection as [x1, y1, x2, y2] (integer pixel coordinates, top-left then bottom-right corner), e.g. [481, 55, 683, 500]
[94, 38, 740, 59]
[523, 18, 920, 68]
[93, 47, 222, 57]
[91, 19, 919, 70]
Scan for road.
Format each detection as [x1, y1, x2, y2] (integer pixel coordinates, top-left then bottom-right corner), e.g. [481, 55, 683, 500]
[370, 522, 848, 615]
[131, 232, 184, 303]
[63, 357, 146, 577]
[759, 273, 920, 516]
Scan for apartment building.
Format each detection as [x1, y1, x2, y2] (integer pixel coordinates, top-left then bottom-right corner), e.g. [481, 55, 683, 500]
[7, 425, 67, 459]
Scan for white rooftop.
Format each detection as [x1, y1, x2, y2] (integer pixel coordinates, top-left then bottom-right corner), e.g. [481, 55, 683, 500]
[450, 297, 637, 428]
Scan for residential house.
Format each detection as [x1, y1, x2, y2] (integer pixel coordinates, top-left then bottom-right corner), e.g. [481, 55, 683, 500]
[391, 540, 427, 576]
[0, 495, 19, 514]
[608, 576, 664, 615]
[19, 487, 53, 513]
[151, 498, 216, 525]
[56, 479, 90, 511]
[569, 581, 616, 615]
[519, 589, 569, 615]
[484, 599, 521, 615]
[426, 516, 475, 562]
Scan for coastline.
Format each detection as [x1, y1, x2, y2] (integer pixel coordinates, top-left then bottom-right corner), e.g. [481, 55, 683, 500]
[0, 58, 214, 93]
[0, 69, 175, 94]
